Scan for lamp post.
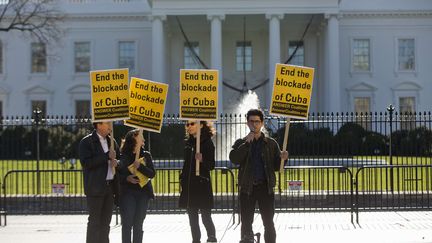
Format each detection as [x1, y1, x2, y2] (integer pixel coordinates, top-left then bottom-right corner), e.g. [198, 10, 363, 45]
[33, 108, 42, 195]
[387, 104, 395, 193]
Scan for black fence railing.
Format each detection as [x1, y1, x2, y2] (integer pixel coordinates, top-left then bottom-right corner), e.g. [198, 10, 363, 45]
[0, 110, 431, 224]
[2, 169, 86, 215]
[355, 164, 432, 223]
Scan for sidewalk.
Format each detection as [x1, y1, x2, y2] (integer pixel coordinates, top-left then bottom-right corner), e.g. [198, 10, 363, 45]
[1, 211, 432, 242]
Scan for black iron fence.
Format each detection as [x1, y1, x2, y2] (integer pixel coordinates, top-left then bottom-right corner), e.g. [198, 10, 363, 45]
[0, 109, 431, 223]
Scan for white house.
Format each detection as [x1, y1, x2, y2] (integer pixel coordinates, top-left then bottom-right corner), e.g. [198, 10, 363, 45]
[0, 0, 431, 117]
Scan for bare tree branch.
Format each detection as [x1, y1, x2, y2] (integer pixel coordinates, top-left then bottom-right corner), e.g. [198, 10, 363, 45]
[0, 0, 65, 43]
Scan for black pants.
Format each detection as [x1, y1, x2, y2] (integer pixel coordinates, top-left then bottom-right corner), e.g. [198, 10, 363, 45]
[187, 207, 216, 243]
[86, 185, 114, 243]
[240, 183, 276, 243]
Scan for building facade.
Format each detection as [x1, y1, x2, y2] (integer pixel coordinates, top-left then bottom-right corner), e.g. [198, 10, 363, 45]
[0, 0, 431, 116]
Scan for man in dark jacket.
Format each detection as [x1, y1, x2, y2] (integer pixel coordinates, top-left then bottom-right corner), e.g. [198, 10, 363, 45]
[79, 122, 120, 243]
[230, 109, 288, 243]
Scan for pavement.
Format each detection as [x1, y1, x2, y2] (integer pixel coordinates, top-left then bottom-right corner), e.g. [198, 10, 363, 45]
[1, 211, 432, 243]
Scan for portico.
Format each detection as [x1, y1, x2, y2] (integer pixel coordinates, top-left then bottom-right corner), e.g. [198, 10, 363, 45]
[148, 0, 341, 114]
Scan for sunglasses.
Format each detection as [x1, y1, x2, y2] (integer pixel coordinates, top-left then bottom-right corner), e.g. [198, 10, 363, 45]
[186, 122, 196, 127]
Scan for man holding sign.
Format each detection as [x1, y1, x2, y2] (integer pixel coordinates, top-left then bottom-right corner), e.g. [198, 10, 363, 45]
[79, 122, 120, 243]
[81, 68, 129, 243]
[230, 109, 288, 243]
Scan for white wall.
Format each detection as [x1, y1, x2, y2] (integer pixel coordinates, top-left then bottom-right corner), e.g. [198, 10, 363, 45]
[0, 0, 431, 116]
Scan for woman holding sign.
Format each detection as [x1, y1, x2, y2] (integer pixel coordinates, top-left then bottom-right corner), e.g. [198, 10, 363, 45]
[179, 121, 217, 243]
[118, 129, 155, 243]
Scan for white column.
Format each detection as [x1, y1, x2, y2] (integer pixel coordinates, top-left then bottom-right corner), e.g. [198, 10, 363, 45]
[207, 14, 225, 115]
[151, 15, 166, 83]
[266, 14, 284, 108]
[326, 14, 341, 112]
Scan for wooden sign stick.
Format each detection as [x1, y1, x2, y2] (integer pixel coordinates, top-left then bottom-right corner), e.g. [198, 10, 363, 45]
[280, 118, 291, 172]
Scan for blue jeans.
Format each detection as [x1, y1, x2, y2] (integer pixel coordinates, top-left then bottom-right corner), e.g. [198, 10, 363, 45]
[119, 188, 150, 243]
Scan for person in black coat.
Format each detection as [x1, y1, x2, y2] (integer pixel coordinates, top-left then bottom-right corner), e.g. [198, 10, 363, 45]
[179, 120, 217, 243]
[118, 129, 155, 243]
[79, 122, 120, 243]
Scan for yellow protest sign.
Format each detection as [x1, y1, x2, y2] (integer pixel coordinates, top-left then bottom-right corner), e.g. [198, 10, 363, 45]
[125, 77, 168, 133]
[270, 64, 314, 120]
[179, 69, 218, 120]
[90, 68, 129, 122]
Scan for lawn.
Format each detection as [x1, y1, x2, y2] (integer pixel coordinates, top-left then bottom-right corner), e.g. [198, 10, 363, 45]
[0, 156, 431, 195]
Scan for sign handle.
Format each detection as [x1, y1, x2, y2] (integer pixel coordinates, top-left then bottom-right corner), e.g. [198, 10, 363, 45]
[195, 120, 201, 176]
[280, 118, 290, 172]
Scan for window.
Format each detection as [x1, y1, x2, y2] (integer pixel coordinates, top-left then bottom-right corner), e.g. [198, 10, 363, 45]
[398, 39, 415, 71]
[236, 41, 252, 71]
[399, 97, 415, 130]
[184, 42, 200, 69]
[31, 42, 47, 73]
[75, 100, 91, 118]
[119, 41, 136, 73]
[354, 97, 371, 130]
[352, 39, 370, 71]
[31, 100, 47, 117]
[288, 41, 304, 66]
[74, 42, 91, 73]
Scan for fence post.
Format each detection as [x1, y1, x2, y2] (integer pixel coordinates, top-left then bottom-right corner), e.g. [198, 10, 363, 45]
[34, 108, 42, 195]
[387, 104, 395, 193]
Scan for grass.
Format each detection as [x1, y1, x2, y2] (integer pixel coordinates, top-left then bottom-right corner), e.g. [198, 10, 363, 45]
[0, 156, 431, 195]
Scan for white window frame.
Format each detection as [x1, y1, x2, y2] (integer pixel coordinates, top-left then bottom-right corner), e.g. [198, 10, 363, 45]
[395, 37, 417, 75]
[75, 99, 91, 117]
[27, 42, 51, 80]
[236, 41, 253, 72]
[24, 84, 53, 116]
[183, 41, 201, 69]
[353, 96, 372, 130]
[30, 42, 48, 74]
[347, 82, 377, 112]
[66, 83, 91, 115]
[398, 96, 417, 131]
[117, 40, 138, 75]
[72, 40, 93, 77]
[391, 82, 420, 110]
[288, 40, 305, 66]
[30, 99, 47, 117]
[350, 37, 372, 75]
[353, 97, 371, 114]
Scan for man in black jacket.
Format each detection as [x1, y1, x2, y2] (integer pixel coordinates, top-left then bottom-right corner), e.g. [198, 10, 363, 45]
[79, 122, 120, 243]
[230, 109, 288, 243]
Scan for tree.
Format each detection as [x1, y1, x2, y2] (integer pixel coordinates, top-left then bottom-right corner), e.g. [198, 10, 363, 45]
[0, 0, 64, 43]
